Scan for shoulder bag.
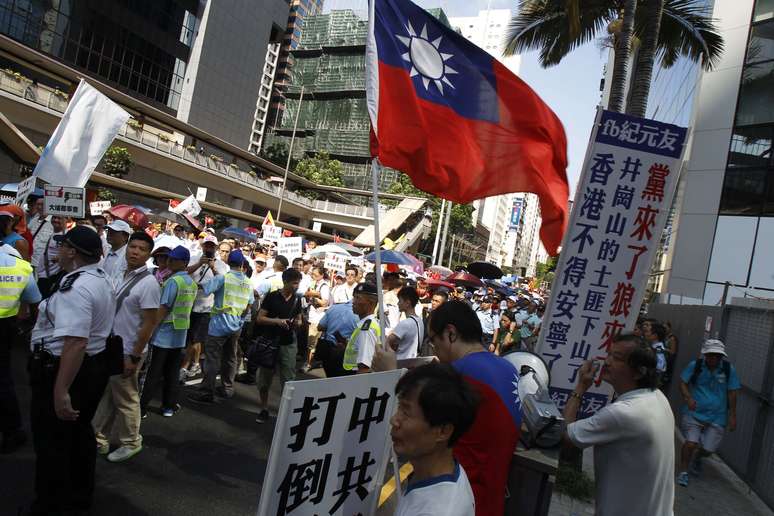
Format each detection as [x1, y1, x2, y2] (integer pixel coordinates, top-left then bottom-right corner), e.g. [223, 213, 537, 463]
[247, 294, 300, 369]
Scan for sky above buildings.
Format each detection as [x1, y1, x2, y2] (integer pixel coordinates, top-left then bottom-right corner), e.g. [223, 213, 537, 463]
[323, 0, 608, 196]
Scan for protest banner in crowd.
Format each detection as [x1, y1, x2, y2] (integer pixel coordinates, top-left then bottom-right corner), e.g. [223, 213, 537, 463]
[263, 225, 282, 242]
[257, 371, 403, 516]
[324, 252, 347, 275]
[89, 201, 112, 215]
[33, 79, 129, 188]
[277, 236, 303, 263]
[170, 194, 201, 217]
[14, 176, 36, 205]
[537, 109, 688, 417]
[44, 185, 86, 218]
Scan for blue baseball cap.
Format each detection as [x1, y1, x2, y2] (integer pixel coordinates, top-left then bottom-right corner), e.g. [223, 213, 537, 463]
[227, 249, 245, 265]
[167, 245, 190, 262]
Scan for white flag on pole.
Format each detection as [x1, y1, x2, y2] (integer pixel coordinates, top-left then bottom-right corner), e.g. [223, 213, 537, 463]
[33, 79, 130, 187]
[170, 195, 202, 217]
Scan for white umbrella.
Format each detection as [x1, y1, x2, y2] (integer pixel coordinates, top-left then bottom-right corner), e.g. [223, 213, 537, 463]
[308, 243, 351, 257]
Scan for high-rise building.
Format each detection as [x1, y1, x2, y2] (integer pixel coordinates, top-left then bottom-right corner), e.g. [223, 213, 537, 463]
[264, 8, 451, 190]
[451, 8, 522, 266]
[0, 0, 290, 150]
[634, 0, 774, 304]
[512, 193, 548, 277]
[267, 0, 325, 138]
[250, 42, 281, 154]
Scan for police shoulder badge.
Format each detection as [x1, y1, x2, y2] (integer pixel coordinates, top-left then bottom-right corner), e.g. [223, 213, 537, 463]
[58, 272, 83, 292]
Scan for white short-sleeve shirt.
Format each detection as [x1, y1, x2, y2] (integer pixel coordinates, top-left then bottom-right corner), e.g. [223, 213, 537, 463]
[396, 462, 475, 516]
[353, 315, 379, 368]
[31, 263, 116, 356]
[567, 388, 675, 516]
[391, 314, 423, 360]
[112, 266, 161, 354]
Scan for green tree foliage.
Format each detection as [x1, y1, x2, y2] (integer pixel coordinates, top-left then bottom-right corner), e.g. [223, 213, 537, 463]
[260, 142, 292, 168]
[101, 146, 134, 178]
[293, 151, 345, 200]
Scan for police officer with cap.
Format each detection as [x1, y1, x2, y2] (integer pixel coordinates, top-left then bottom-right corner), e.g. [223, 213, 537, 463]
[28, 225, 115, 515]
[0, 240, 41, 453]
[342, 282, 382, 374]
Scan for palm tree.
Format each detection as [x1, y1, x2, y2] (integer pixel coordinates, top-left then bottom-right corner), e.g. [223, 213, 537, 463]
[503, 0, 724, 116]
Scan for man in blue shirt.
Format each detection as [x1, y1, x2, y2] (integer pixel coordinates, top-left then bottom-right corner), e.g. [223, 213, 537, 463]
[189, 250, 254, 403]
[677, 339, 740, 487]
[316, 300, 359, 377]
[140, 246, 196, 417]
[474, 297, 498, 349]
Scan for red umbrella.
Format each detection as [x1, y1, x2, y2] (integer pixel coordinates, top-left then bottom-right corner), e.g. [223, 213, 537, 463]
[245, 227, 259, 234]
[428, 265, 453, 279]
[447, 271, 485, 289]
[106, 204, 149, 229]
[425, 278, 455, 289]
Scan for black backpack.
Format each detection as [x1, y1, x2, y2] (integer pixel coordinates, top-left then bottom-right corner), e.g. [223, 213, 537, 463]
[689, 358, 731, 386]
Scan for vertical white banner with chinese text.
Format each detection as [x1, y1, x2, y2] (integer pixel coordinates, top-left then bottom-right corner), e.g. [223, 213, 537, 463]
[257, 370, 403, 516]
[537, 109, 688, 417]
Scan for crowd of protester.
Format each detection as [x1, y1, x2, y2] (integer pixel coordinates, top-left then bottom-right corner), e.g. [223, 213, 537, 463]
[0, 194, 743, 516]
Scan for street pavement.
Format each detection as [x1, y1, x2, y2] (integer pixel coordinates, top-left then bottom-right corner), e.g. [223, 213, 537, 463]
[3, 337, 772, 516]
[1, 339, 398, 516]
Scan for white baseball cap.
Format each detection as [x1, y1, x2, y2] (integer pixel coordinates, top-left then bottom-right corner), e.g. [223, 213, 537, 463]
[701, 339, 727, 357]
[106, 219, 132, 234]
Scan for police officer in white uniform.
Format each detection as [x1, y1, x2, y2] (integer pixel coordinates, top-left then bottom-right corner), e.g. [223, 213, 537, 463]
[28, 226, 115, 515]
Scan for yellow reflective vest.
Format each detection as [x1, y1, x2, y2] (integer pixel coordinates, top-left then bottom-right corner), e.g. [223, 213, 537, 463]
[343, 316, 382, 371]
[0, 257, 33, 318]
[212, 271, 251, 316]
[162, 274, 197, 330]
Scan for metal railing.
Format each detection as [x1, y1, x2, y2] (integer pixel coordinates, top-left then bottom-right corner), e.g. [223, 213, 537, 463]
[0, 71, 372, 219]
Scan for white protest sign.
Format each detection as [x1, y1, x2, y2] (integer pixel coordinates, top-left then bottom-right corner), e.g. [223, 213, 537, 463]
[324, 252, 347, 275]
[89, 201, 111, 215]
[169, 194, 201, 217]
[263, 224, 282, 242]
[537, 109, 688, 417]
[257, 370, 403, 516]
[44, 185, 86, 218]
[312, 221, 322, 232]
[350, 256, 365, 269]
[196, 187, 207, 202]
[34, 80, 130, 187]
[277, 236, 303, 263]
[15, 176, 36, 205]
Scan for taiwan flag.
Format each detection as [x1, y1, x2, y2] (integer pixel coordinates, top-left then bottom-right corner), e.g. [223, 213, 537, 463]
[366, 0, 569, 255]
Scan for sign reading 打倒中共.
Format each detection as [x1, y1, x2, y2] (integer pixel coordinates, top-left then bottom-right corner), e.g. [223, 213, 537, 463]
[257, 370, 403, 516]
[536, 109, 688, 418]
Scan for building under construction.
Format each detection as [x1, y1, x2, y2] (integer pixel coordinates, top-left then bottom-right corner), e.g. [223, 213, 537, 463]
[264, 8, 450, 191]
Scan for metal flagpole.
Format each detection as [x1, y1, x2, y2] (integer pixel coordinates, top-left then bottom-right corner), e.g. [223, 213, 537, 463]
[431, 199, 446, 265]
[371, 159, 387, 347]
[437, 201, 452, 266]
[276, 85, 304, 222]
[447, 234, 455, 269]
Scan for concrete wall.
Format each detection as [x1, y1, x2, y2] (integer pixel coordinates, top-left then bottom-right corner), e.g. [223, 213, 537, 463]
[181, 0, 288, 149]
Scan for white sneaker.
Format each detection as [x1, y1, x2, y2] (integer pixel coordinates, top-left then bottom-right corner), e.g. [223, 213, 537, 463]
[107, 445, 143, 463]
[178, 368, 188, 382]
[187, 364, 202, 377]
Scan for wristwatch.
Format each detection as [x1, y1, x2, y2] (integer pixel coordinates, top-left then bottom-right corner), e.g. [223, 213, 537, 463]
[129, 354, 142, 364]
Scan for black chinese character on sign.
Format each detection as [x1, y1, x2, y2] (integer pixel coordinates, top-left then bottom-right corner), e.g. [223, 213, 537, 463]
[630, 205, 659, 241]
[554, 290, 579, 320]
[571, 223, 596, 253]
[562, 256, 587, 288]
[329, 452, 376, 514]
[583, 290, 606, 313]
[580, 315, 599, 337]
[348, 388, 390, 443]
[589, 153, 615, 185]
[276, 454, 332, 515]
[642, 163, 670, 202]
[609, 282, 636, 318]
[580, 188, 607, 221]
[597, 239, 620, 262]
[620, 156, 642, 182]
[570, 340, 591, 361]
[590, 265, 612, 288]
[545, 321, 571, 349]
[612, 184, 635, 209]
[288, 393, 346, 452]
[605, 213, 627, 236]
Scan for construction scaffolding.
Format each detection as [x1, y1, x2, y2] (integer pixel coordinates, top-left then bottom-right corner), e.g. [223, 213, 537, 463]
[263, 9, 408, 191]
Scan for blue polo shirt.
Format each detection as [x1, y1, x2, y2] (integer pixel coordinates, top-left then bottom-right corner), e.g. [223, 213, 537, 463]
[318, 301, 359, 342]
[202, 271, 254, 337]
[151, 271, 194, 349]
[680, 359, 741, 427]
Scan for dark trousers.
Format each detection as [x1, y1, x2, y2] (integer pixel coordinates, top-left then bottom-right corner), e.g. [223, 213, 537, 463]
[200, 331, 240, 396]
[0, 317, 21, 434]
[140, 345, 183, 412]
[29, 351, 109, 514]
